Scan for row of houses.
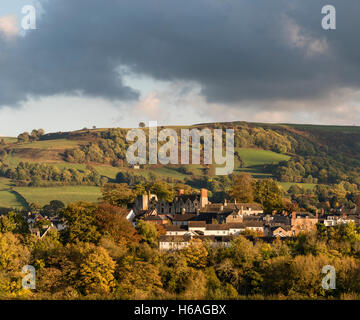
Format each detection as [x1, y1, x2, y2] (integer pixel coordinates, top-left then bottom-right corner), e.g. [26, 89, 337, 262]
[131, 188, 360, 251]
[25, 212, 66, 239]
[10, 187, 360, 247]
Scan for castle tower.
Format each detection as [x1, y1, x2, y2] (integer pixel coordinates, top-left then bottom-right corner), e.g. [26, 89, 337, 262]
[136, 194, 148, 210]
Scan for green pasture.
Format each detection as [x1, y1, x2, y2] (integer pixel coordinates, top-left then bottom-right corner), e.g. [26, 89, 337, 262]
[14, 185, 101, 206]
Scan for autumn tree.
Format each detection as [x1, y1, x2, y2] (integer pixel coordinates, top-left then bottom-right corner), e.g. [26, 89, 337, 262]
[17, 132, 30, 143]
[96, 203, 140, 246]
[0, 233, 30, 272]
[136, 220, 159, 247]
[230, 173, 254, 203]
[0, 212, 29, 234]
[160, 252, 192, 294]
[254, 178, 283, 213]
[146, 181, 175, 202]
[61, 202, 101, 243]
[116, 257, 163, 299]
[0, 233, 31, 296]
[59, 242, 116, 296]
[182, 239, 209, 269]
[101, 183, 136, 207]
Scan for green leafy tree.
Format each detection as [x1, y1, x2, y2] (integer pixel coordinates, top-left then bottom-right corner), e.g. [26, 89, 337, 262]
[60, 242, 116, 295]
[0, 212, 29, 234]
[136, 220, 159, 246]
[254, 178, 282, 213]
[147, 181, 175, 202]
[41, 200, 65, 217]
[117, 256, 162, 299]
[61, 202, 101, 243]
[101, 183, 136, 207]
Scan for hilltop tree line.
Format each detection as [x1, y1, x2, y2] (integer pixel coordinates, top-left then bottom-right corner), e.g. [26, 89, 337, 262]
[17, 129, 45, 143]
[0, 162, 108, 187]
[64, 128, 128, 167]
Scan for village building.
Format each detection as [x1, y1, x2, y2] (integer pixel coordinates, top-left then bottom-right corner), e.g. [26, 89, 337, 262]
[159, 234, 232, 251]
[163, 220, 264, 240]
[167, 213, 197, 226]
[290, 211, 319, 236]
[321, 214, 358, 227]
[266, 225, 293, 238]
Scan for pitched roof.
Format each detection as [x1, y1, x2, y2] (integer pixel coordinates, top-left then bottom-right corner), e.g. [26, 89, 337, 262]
[235, 203, 263, 211]
[201, 204, 234, 214]
[164, 225, 187, 231]
[175, 194, 200, 202]
[159, 234, 233, 242]
[242, 220, 264, 228]
[188, 221, 206, 228]
[227, 223, 246, 229]
[271, 225, 292, 231]
[143, 216, 163, 221]
[205, 224, 229, 230]
[170, 214, 197, 221]
[193, 213, 219, 223]
[293, 212, 317, 219]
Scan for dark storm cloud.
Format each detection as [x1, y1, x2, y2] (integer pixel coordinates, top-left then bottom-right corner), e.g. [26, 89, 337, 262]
[0, 0, 359, 107]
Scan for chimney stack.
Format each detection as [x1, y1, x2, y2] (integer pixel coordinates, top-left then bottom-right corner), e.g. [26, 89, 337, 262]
[200, 188, 208, 208]
[224, 199, 227, 207]
[315, 209, 319, 219]
[292, 211, 296, 220]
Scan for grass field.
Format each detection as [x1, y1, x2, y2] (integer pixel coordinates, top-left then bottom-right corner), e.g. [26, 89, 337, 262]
[0, 178, 28, 210]
[12, 139, 82, 150]
[1, 137, 17, 143]
[233, 148, 290, 178]
[236, 148, 290, 167]
[278, 182, 317, 191]
[95, 165, 121, 180]
[14, 185, 102, 206]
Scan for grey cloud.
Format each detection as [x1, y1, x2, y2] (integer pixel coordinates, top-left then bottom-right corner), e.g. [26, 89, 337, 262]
[0, 0, 359, 107]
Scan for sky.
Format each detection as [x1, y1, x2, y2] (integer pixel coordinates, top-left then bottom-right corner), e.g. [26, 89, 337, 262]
[0, 0, 360, 136]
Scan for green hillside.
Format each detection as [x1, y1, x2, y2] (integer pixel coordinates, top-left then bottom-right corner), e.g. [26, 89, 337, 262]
[1, 120, 360, 209]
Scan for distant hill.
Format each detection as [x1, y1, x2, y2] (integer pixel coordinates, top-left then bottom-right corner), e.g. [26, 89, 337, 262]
[0, 121, 359, 210]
